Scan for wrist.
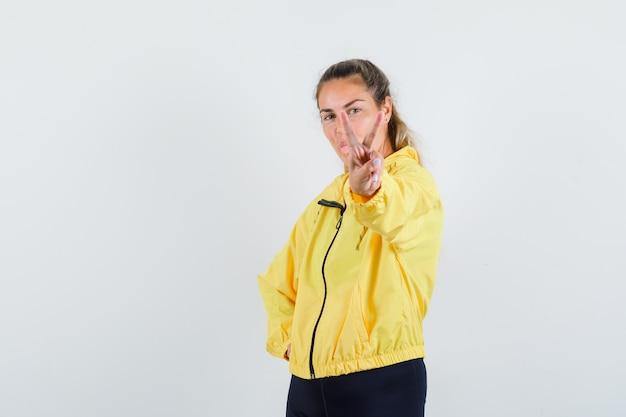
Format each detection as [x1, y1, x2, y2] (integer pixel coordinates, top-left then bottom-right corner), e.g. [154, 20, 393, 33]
[352, 185, 379, 203]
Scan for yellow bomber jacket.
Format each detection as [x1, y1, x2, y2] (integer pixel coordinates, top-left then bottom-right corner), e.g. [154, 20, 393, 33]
[258, 147, 444, 380]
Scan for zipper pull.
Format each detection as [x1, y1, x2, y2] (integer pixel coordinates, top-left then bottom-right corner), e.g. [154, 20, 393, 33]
[317, 199, 346, 214]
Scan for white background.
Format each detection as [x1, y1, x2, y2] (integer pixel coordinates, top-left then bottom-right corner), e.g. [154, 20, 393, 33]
[1, 1, 625, 416]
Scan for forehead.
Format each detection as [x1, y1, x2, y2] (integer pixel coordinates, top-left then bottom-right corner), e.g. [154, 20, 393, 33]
[317, 76, 373, 109]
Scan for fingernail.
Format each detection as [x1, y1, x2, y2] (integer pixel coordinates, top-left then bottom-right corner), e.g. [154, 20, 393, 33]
[372, 174, 379, 183]
[373, 158, 381, 167]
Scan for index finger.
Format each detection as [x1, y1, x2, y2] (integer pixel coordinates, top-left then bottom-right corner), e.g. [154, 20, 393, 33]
[362, 111, 385, 148]
[339, 111, 361, 148]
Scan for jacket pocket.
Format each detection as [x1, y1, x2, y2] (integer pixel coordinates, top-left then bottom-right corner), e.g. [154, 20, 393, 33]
[329, 289, 369, 360]
[353, 285, 370, 344]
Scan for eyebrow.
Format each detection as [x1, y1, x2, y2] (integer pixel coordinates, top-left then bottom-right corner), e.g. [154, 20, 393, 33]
[319, 99, 366, 114]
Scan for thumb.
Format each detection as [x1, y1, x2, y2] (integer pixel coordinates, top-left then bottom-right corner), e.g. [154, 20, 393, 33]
[369, 151, 384, 185]
[369, 150, 384, 174]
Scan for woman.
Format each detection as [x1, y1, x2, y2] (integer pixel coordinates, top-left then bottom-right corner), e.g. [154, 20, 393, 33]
[258, 59, 444, 417]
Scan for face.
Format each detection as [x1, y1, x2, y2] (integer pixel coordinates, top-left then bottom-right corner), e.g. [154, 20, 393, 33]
[317, 76, 393, 165]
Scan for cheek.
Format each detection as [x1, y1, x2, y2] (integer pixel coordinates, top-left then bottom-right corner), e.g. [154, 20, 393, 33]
[350, 123, 367, 143]
[322, 124, 335, 141]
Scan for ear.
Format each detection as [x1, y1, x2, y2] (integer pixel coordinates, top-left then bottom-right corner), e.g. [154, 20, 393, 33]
[382, 96, 393, 122]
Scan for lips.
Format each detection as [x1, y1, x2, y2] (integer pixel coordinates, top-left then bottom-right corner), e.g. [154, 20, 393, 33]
[339, 141, 349, 154]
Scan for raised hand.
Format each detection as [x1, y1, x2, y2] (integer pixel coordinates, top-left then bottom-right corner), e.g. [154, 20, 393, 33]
[340, 110, 385, 197]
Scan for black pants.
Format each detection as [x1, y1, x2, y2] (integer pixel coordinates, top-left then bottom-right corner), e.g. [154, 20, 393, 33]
[286, 358, 427, 417]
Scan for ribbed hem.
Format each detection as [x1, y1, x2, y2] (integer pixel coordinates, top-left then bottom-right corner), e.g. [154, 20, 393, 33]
[289, 345, 425, 380]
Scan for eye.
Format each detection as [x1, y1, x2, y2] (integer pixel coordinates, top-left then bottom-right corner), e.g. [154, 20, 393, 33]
[348, 108, 361, 115]
[321, 113, 335, 122]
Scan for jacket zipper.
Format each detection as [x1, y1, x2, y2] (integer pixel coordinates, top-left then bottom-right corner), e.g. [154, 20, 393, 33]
[309, 199, 345, 379]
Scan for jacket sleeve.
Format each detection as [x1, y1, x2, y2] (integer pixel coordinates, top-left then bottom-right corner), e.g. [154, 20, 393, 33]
[257, 225, 299, 360]
[344, 160, 442, 248]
